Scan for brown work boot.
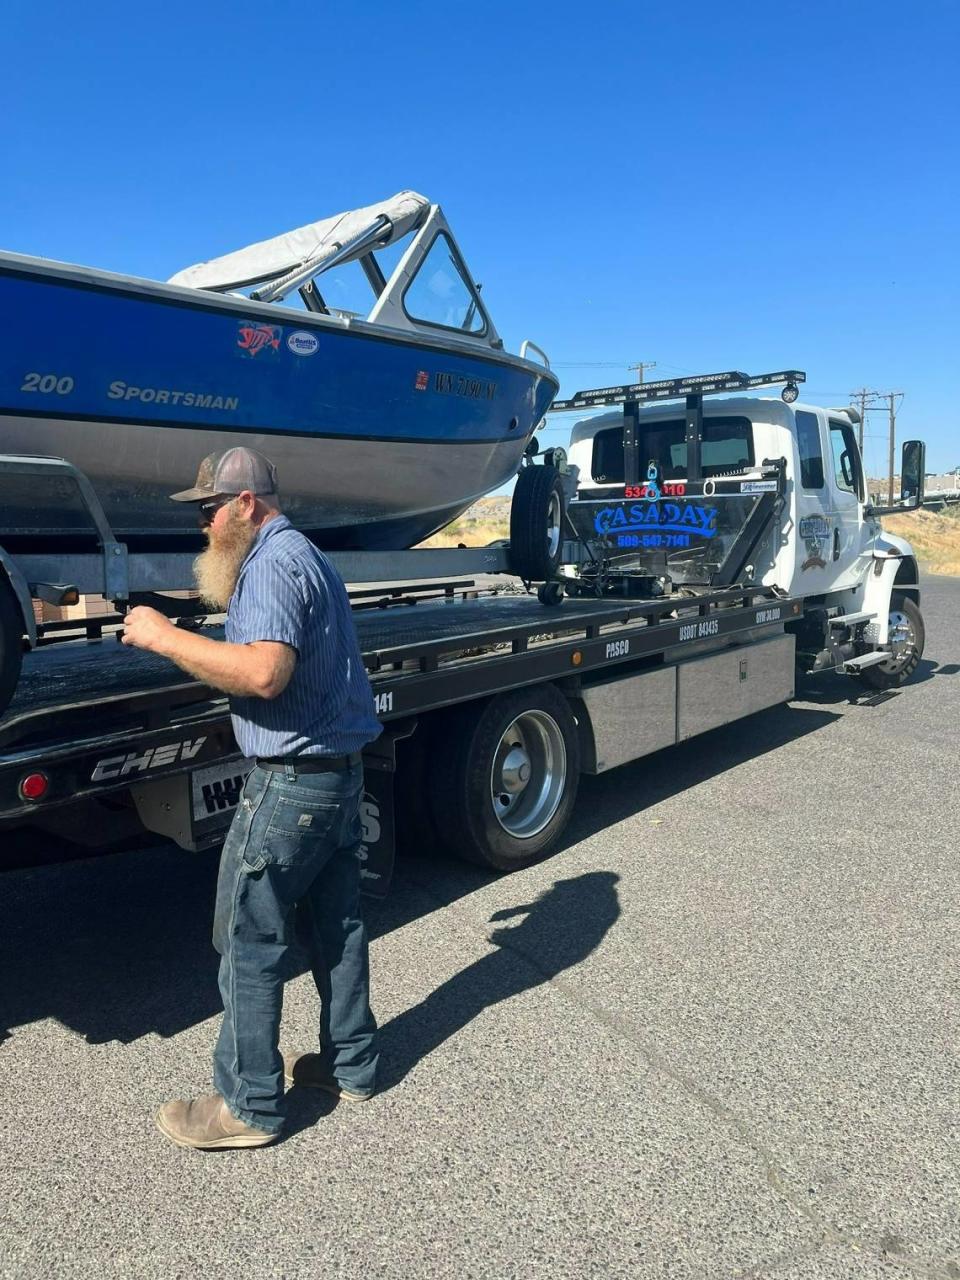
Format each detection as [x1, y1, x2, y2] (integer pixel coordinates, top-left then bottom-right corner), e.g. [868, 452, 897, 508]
[156, 1093, 278, 1150]
[283, 1052, 373, 1102]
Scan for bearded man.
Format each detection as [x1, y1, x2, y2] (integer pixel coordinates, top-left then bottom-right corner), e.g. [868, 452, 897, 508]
[122, 446, 382, 1150]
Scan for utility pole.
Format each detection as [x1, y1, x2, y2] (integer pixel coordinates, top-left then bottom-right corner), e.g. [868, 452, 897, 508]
[880, 391, 904, 505]
[628, 361, 657, 384]
[847, 387, 901, 498]
[849, 387, 879, 453]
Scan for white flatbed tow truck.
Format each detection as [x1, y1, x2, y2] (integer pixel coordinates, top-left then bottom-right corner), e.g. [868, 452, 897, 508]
[0, 369, 938, 890]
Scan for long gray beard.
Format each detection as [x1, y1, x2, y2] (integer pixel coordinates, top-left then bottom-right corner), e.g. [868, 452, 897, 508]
[193, 507, 257, 611]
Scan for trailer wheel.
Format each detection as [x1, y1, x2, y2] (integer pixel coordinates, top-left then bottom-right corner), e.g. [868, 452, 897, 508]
[859, 594, 925, 689]
[537, 580, 565, 606]
[430, 685, 580, 871]
[509, 465, 565, 582]
[0, 577, 24, 716]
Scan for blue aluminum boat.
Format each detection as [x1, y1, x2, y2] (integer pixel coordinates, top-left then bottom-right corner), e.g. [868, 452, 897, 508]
[0, 192, 558, 550]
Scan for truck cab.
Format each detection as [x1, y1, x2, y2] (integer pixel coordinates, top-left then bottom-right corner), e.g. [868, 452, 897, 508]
[527, 369, 927, 691]
[564, 394, 918, 611]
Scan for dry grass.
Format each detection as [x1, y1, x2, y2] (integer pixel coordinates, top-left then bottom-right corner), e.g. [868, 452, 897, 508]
[882, 505, 960, 575]
[417, 496, 511, 548]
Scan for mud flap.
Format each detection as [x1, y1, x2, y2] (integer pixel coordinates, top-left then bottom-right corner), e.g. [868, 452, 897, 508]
[356, 765, 395, 899]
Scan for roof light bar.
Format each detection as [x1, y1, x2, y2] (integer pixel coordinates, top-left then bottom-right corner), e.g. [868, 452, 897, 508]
[550, 369, 806, 412]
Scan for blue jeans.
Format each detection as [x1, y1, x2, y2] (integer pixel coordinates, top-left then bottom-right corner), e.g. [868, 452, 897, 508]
[211, 762, 378, 1133]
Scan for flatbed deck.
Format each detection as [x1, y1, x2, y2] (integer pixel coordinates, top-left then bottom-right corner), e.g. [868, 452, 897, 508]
[0, 585, 800, 826]
[3, 591, 570, 729]
[3, 587, 797, 731]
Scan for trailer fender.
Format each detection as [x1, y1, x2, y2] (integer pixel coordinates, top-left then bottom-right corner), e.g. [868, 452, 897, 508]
[862, 532, 919, 644]
[0, 547, 37, 647]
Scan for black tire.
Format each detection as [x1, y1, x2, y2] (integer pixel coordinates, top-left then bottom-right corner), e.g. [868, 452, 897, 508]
[0, 576, 24, 716]
[429, 685, 580, 871]
[859, 594, 925, 690]
[537, 580, 565, 606]
[509, 465, 565, 582]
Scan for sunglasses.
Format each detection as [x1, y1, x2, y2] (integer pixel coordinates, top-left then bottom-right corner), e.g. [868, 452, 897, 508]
[198, 495, 233, 527]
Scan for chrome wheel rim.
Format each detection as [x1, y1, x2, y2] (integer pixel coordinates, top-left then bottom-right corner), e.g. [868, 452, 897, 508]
[490, 710, 567, 838]
[877, 608, 916, 672]
[546, 491, 562, 561]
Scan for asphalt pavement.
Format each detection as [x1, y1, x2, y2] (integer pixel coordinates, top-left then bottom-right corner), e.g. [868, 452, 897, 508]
[1, 577, 958, 1280]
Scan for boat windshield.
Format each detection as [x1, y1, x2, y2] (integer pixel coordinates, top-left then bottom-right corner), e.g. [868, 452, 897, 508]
[402, 233, 486, 335]
[169, 191, 496, 343]
[227, 259, 375, 320]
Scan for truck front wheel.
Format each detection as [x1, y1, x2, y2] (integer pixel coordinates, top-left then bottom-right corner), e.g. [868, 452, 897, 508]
[859, 594, 924, 690]
[430, 685, 580, 871]
[0, 577, 24, 716]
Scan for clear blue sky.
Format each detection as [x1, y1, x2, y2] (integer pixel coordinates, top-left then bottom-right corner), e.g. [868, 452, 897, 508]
[3, 0, 958, 475]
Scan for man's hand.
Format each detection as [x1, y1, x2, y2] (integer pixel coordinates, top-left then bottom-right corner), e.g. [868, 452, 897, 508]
[122, 606, 178, 655]
[122, 606, 295, 699]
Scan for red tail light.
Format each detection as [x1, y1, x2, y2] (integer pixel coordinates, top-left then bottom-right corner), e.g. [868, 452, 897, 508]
[18, 772, 50, 801]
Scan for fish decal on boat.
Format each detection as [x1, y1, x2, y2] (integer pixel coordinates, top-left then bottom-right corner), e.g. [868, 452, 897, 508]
[236, 321, 281, 357]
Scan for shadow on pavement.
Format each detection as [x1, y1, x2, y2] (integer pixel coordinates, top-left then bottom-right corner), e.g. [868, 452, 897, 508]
[555, 698, 839, 851]
[794, 657, 954, 708]
[283, 870, 621, 1138]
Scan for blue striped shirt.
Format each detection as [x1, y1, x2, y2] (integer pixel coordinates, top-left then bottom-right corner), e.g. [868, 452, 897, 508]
[224, 515, 381, 759]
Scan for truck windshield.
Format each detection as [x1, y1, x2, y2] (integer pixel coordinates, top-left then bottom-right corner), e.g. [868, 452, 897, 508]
[592, 415, 754, 484]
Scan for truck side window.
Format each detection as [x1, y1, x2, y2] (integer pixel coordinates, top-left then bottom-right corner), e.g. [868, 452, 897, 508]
[794, 411, 824, 489]
[829, 420, 865, 501]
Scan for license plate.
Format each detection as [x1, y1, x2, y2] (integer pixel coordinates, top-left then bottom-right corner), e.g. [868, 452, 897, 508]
[190, 758, 253, 823]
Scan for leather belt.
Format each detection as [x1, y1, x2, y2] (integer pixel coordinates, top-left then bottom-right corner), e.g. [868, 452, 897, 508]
[256, 753, 361, 773]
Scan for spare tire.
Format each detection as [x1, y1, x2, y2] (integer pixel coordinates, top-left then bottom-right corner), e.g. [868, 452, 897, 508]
[509, 464, 565, 582]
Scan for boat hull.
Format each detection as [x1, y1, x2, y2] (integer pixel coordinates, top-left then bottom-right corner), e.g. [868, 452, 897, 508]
[0, 413, 529, 550]
[0, 254, 557, 550]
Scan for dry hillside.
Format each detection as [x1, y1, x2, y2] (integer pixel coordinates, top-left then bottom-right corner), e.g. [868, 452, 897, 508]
[417, 496, 511, 548]
[881, 505, 960, 575]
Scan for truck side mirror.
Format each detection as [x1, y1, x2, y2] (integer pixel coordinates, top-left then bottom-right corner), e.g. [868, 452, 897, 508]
[900, 440, 925, 508]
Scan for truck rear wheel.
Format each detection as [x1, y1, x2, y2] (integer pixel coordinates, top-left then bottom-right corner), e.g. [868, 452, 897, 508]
[430, 685, 580, 871]
[0, 577, 24, 716]
[509, 465, 565, 582]
[859, 594, 924, 690]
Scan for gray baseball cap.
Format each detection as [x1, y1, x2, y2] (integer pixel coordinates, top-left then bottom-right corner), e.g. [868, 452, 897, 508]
[170, 447, 279, 503]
